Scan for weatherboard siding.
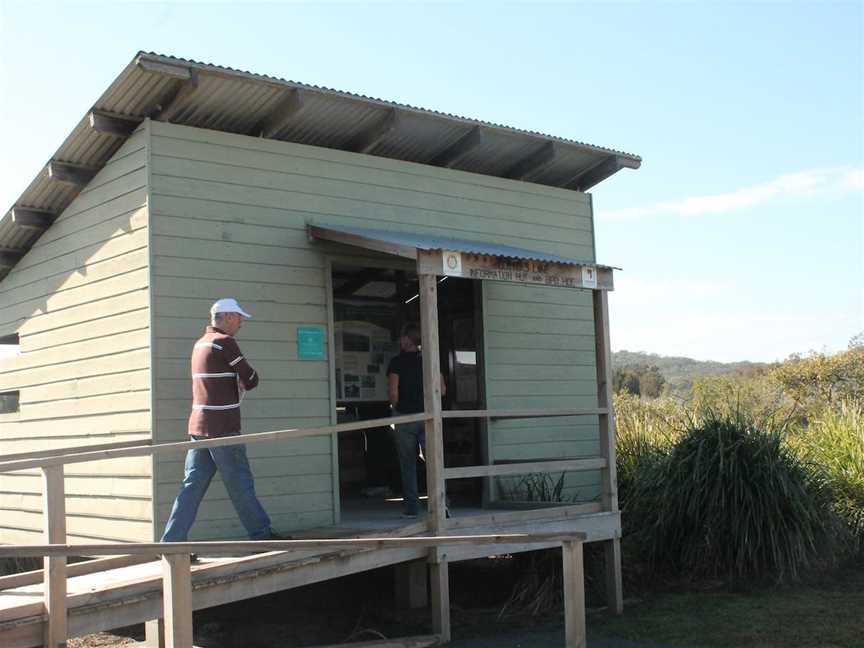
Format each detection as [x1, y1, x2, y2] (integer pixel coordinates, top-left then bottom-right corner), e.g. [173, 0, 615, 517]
[148, 121, 602, 532]
[0, 129, 152, 545]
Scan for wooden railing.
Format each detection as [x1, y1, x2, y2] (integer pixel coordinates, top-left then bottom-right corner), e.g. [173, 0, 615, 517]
[0, 409, 606, 648]
[1, 533, 589, 648]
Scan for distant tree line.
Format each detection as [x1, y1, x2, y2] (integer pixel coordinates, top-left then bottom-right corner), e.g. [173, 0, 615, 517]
[613, 364, 666, 398]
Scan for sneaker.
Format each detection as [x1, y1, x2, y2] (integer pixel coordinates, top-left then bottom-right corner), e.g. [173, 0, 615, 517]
[189, 553, 201, 565]
[265, 530, 292, 540]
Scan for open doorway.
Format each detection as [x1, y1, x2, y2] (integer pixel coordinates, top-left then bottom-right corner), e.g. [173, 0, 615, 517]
[331, 264, 484, 521]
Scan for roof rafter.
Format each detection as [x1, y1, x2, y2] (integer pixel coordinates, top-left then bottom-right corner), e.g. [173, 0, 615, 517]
[88, 111, 143, 138]
[253, 88, 305, 138]
[504, 142, 558, 181]
[10, 208, 56, 232]
[429, 126, 483, 168]
[347, 109, 399, 154]
[148, 70, 199, 121]
[47, 162, 98, 187]
[0, 248, 24, 269]
[565, 156, 624, 192]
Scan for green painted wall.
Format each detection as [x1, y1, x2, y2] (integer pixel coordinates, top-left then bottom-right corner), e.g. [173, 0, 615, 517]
[0, 129, 152, 544]
[147, 120, 601, 537]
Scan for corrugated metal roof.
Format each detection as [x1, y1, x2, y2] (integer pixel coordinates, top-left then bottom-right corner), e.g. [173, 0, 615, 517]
[310, 224, 618, 270]
[0, 51, 641, 282]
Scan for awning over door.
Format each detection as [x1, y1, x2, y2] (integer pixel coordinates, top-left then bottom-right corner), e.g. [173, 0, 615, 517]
[308, 224, 616, 291]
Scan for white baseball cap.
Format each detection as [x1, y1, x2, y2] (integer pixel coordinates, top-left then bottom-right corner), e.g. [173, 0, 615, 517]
[210, 298, 252, 318]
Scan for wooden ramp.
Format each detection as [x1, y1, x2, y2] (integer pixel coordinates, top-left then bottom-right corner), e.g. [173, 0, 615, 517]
[0, 505, 613, 648]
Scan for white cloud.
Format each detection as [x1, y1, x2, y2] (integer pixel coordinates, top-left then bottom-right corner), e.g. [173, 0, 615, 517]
[603, 166, 864, 220]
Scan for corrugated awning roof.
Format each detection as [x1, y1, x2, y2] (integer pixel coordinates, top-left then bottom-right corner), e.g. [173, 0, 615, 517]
[309, 224, 619, 270]
[0, 51, 640, 282]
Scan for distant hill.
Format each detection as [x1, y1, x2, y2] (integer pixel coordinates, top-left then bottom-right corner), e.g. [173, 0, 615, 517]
[612, 350, 771, 398]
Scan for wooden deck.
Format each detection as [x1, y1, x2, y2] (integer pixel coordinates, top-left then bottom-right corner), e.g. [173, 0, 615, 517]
[0, 503, 617, 648]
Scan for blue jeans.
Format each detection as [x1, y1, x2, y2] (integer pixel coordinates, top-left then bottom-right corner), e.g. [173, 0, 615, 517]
[161, 434, 272, 542]
[394, 417, 425, 515]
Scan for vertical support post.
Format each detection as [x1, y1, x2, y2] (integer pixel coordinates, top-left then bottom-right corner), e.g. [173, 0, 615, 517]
[42, 465, 67, 648]
[418, 272, 450, 641]
[144, 619, 166, 648]
[593, 289, 623, 615]
[162, 554, 193, 648]
[419, 273, 445, 532]
[429, 559, 451, 642]
[562, 540, 586, 648]
[394, 560, 429, 609]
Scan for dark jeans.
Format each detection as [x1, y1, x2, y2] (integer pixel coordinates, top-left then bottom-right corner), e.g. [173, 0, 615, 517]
[393, 414, 426, 515]
[161, 434, 272, 542]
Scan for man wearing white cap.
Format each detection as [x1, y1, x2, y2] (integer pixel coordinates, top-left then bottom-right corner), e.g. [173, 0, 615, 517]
[161, 298, 280, 542]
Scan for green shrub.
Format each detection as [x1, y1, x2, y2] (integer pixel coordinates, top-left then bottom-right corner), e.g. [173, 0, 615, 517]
[614, 393, 685, 499]
[624, 409, 841, 582]
[790, 400, 864, 551]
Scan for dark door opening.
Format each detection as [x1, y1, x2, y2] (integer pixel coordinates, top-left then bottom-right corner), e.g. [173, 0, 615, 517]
[332, 265, 484, 517]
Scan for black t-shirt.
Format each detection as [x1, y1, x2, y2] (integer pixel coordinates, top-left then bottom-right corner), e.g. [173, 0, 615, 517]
[386, 351, 424, 413]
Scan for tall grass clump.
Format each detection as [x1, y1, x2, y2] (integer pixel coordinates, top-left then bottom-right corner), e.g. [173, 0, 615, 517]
[624, 409, 840, 582]
[790, 400, 864, 553]
[614, 393, 685, 499]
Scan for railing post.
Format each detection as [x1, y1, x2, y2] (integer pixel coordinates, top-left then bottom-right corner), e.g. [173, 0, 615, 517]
[562, 539, 586, 648]
[42, 465, 67, 648]
[593, 289, 623, 614]
[161, 554, 194, 648]
[419, 272, 450, 641]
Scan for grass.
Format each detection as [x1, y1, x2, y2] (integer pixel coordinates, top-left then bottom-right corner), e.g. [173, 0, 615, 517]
[594, 562, 864, 647]
[623, 409, 840, 581]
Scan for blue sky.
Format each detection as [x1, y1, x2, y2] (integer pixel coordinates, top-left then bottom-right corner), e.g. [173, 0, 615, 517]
[0, 1, 861, 362]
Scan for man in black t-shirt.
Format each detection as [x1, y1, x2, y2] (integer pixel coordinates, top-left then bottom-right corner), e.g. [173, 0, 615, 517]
[387, 323, 445, 517]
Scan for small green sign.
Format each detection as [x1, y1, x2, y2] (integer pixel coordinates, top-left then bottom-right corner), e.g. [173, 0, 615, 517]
[297, 326, 325, 361]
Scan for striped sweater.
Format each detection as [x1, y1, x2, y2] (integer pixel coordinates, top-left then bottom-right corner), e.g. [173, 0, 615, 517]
[187, 326, 259, 437]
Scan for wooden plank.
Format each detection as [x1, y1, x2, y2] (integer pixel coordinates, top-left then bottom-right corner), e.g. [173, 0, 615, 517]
[593, 290, 618, 512]
[0, 249, 24, 269]
[441, 408, 606, 420]
[565, 155, 624, 192]
[47, 161, 98, 187]
[88, 111, 143, 138]
[0, 555, 152, 590]
[593, 288, 623, 615]
[347, 109, 399, 154]
[136, 56, 193, 80]
[429, 560, 450, 643]
[0, 413, 428, 472]
[10, 208, 56, 231]
[0, 533, 581, 557]
[161, 554, 193, 648]
[444, 503, 601, 530]
[253, 88, 305, 138]
[418, 274, 445, 532]
[429, 126, 483, 168]
[504, 141, 558, 181]
[562, 539, 586, 648]
[42, 465, 67, 648]
[604, 537, 623, 615]
[2, 439, 150, 463]
[443, 457, 606, 480]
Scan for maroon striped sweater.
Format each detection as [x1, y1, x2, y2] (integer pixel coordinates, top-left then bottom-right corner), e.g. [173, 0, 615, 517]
[187, 326, 259, 437]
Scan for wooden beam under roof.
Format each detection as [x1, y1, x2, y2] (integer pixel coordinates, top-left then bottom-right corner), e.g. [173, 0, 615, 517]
[88, 110, 143, 138]
[10, 208, 56, 232]
[47, 161, 98, 187]
[504, 141, 559, 181]
[149, 69, 200, 121]
[136, 56, 194, 81]
[0, 248, 24, 269]
[429, 126, 483, 168]
[347, 109, 399, 154]
[566, 155, 623, 192]
[253, 88, 305, 138]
